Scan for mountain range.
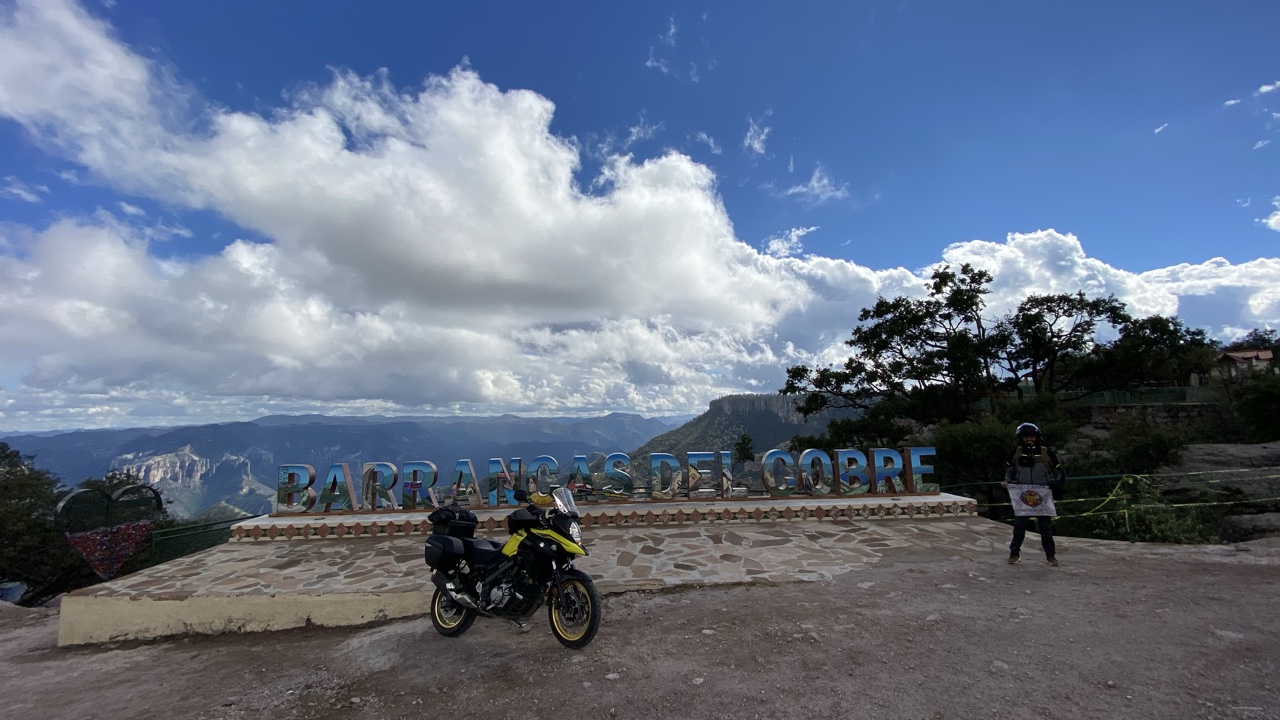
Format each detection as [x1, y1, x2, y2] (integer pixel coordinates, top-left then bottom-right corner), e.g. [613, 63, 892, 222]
[1, 413, 676, 518]
[626, 393, 860, 480]
[1, 395, 846, 518]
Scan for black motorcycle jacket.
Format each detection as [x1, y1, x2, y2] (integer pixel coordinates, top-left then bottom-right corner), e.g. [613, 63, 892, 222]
[1004, 443, 1064, 485]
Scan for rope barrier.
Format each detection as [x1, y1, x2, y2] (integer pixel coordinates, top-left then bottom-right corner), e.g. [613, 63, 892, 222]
[945, 470, 1280, 491]
[1068, 475, 1129, 518]
[971, 474, 1280, 521]
[1147, 466, 1280, 478]
[979, 495, 1278, 513]
[980, 496, 1115, 508]
[1131, 495, 1280, 510]
[1146, 474, 1280, 487]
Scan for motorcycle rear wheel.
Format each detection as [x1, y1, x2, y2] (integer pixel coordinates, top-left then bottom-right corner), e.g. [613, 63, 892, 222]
[431, 588, 476, 637]
[548, 574, 601, 649]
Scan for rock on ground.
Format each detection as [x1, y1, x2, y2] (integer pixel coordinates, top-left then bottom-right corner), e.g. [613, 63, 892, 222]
[1220, 512, 1280, 543]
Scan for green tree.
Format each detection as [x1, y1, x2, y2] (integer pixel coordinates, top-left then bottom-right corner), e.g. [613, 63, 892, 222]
[732, 433, 755, 464]
[0, 443, 84, 602]
[1101, 414, 1186, 474]
[1223, 328, 1278, 352]
[1000, 292, 1129, 395]
[1232, 374, 1280, 442]
[929, 415, 1014, 488]
[1, 452, 173, 605]
[782, 263, 1011, 429]
[1077, 315, 1219, 391]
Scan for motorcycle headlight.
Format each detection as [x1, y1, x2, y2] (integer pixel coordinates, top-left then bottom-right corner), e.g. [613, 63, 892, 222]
[569, 521, 582, 545]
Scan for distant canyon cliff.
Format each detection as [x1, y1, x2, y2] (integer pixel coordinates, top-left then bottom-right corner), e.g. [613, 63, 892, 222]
[2, 412, 677, 518]
[2, 396, 853, 518]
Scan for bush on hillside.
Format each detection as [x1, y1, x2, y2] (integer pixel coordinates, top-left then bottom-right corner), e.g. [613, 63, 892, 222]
[1232, 374, 1280, 443]
[1185, 403, 1248, 444]
[1101, 414, 1186, 475]
[928, 416, 1011, 488]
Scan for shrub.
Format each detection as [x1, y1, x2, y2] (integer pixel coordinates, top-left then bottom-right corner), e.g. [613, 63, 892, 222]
[1232, 374, 1280, 442]
[1102, 413, 1186, 475]
[929, 416, 1012, 488]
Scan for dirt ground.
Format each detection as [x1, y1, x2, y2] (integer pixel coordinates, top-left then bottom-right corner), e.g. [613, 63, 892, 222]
[2, 534, 1279, 720]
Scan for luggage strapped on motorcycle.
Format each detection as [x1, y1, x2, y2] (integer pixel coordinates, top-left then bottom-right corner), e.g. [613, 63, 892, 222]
[428, 503, 479, 538]
[505, 505, 543, 534]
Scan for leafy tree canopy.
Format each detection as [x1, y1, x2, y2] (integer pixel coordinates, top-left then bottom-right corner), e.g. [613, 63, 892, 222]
[1076, 315, 1219, 391]
[782, 264, 1131, 437]
[782, 263, 1009, 434]
[0, 443, 77, 592]
[1002, 292, 1129, 394]
[733, 433, 755, 464]
[1223, 328, 1278, 352]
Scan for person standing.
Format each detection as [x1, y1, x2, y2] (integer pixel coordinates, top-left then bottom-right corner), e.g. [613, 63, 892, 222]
[1001, 422, 1064, 566]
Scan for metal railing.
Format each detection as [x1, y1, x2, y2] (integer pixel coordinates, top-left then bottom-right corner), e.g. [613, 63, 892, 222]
[149, 516, 258, 565]
[1061, 385, 1228, 406]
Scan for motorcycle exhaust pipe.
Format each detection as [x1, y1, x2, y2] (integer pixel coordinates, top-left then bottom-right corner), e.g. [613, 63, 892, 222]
[431, 572, 482, 611]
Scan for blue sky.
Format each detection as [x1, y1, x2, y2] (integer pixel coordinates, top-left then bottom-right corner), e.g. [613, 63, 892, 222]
[0, 0, 1278, 431]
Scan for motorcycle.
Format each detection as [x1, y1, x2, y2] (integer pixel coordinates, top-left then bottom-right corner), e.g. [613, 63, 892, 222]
[422, 486, 602, 649]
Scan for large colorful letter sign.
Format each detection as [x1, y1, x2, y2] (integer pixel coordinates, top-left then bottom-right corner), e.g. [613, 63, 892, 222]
[274, 446, 936, 515]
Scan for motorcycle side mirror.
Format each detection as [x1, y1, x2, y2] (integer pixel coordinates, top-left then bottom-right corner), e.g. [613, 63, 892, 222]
[513, 488, 529, 502]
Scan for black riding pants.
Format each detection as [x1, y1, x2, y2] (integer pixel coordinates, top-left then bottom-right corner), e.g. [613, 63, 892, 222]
[1010, 516, 1055, 557]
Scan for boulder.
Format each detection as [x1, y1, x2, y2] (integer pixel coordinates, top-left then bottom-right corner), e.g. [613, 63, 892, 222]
[1219, 512, 1280, 543]
[1161, 443, 1280, 473]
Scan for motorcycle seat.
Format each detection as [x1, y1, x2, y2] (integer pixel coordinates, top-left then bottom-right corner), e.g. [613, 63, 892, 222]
[461, 537, 506, 566]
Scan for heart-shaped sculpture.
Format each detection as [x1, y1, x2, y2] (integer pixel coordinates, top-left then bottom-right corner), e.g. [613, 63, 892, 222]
[56, 484, 164, 579]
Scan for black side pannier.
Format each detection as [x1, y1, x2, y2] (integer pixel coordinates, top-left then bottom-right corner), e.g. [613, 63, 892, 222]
[428, 503, 478, 538]
[506, 507, 541, 534]
[424, 533, 465, 571]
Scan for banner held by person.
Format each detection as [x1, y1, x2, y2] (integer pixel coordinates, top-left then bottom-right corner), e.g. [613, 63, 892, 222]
[1007, 483, 1057, 517]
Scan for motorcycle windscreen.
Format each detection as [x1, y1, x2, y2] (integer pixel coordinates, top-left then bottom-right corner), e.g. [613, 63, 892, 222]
[552, 486, 579, 516]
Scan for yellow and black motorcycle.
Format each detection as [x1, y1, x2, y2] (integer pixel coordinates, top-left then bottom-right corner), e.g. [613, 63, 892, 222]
[423, 487, 601, 649]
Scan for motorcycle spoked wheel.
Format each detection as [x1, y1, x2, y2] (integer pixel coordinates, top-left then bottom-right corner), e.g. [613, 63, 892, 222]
[548, 575, 601, 649]
[430, 587, 476, 637]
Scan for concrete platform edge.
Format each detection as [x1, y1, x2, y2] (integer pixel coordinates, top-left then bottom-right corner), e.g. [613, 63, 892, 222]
[58, 590, 435, 646]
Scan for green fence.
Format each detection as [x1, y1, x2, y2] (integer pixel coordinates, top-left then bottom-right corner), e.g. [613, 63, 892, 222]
[149, 517, 258, 565]
[1060, 385, 1229, 406]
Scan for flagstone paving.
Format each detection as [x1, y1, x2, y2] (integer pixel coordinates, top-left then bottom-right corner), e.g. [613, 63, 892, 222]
[73, 516, 1121, 601]
[58, 515, 1128, 645]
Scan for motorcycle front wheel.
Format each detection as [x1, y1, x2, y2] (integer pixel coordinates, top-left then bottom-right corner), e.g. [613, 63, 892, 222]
[548, 573, 601, 649]
[430, 588, 476, 637]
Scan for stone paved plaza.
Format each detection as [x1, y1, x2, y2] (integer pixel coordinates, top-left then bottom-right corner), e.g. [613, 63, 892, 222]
[58, 514, 1128, 646]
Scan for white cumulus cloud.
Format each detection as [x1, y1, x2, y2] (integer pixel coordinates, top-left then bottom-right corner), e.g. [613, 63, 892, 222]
[764, 226, 818, 259]
[0, 0, 1279, 431]
[1262, 197, 1280, 233]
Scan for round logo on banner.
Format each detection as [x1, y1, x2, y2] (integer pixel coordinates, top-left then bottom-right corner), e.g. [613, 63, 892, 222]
[1019, 489, 1044, 508]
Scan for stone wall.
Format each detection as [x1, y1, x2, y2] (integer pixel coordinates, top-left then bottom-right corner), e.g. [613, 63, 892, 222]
[1085, 403, 1214, 431]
